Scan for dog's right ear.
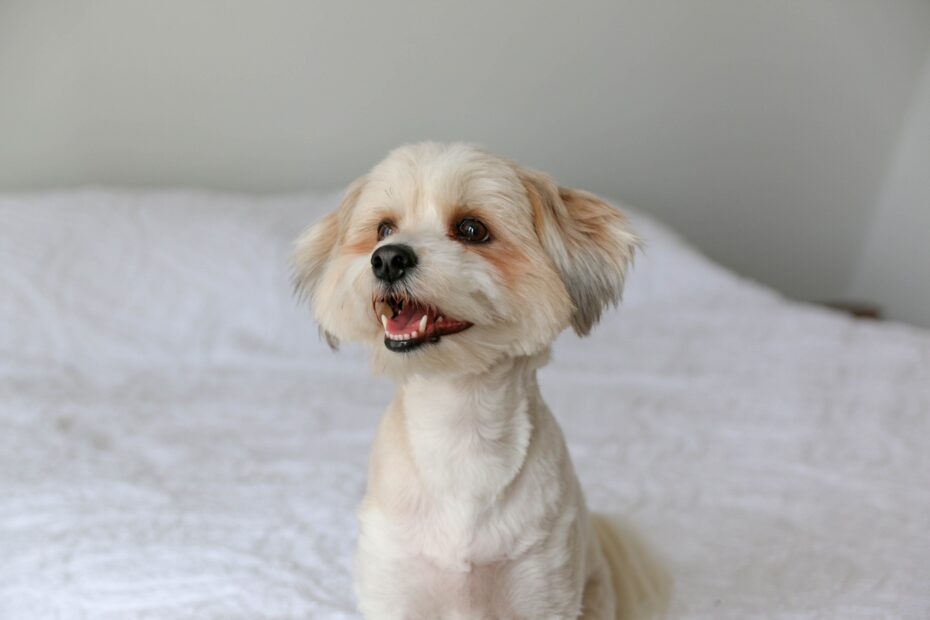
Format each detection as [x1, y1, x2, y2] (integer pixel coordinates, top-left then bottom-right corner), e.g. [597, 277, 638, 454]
[293, 177, 366, 347]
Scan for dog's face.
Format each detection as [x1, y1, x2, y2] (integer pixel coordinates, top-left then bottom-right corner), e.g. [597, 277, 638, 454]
[295, 143, 637, 378]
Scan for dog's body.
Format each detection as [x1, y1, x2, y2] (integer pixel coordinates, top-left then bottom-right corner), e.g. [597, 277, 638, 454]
[356, 353, 609, 619]
[295, 143, 668, 619]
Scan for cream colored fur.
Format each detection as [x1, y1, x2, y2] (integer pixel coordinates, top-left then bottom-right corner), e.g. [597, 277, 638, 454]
[295, 143, 670, 619]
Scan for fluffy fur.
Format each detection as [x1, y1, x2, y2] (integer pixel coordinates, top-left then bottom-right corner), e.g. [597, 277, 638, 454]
[295, 143, 670, 619]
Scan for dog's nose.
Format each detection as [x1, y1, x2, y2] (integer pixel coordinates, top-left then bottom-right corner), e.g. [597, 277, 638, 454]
[371, 244, 418, 282]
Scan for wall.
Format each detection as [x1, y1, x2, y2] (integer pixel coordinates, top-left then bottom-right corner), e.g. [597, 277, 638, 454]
[1, 1, 929, 305]
[848, 51, 930, 329]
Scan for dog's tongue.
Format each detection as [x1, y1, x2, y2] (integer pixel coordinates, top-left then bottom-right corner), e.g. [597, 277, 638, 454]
[387, 302, 429, 334]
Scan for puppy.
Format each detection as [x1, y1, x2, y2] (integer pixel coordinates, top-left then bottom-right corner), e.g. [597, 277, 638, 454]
[295, 143, 669, 619]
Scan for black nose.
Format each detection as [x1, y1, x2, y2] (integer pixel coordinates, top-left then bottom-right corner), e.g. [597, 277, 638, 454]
[371, 243, 417, 282]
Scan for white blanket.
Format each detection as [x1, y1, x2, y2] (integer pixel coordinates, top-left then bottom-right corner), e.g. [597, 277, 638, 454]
[1, 190, 928, 619]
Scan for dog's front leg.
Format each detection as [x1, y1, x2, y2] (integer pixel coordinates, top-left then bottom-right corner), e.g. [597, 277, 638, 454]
[355, 530, 446, 620]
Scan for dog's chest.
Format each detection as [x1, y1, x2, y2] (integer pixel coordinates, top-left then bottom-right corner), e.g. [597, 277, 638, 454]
[398, 379, 540, 569]
[357, 368, 586, 619]
[403, 498, 510, 571]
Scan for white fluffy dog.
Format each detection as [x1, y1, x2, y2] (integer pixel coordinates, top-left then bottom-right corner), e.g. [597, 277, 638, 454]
[295, 143, 669, 619]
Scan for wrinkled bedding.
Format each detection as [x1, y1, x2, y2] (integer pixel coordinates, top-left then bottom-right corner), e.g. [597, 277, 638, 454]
[1, 190, 928, 619]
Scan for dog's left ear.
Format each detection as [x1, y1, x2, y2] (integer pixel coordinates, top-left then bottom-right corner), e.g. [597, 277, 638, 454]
[293, 176, 366, 347]
[518, 168, 639, 336]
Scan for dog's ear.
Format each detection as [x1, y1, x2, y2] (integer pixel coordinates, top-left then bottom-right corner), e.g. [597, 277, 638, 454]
[518, 168, 639, 336]
[293, 177, 366, 347]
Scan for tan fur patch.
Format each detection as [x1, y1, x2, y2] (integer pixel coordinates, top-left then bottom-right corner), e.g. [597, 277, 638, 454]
[469, 238, 530, 289]
[344, 235, 377, 257]
[559, 187, 631, 253]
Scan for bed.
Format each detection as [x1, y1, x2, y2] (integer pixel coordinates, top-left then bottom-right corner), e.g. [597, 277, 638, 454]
[1, 190, 928, 619]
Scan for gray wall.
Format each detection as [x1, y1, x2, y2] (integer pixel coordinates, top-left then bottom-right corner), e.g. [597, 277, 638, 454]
[848, 50, 930, 328]
[2, 1, 929, 318]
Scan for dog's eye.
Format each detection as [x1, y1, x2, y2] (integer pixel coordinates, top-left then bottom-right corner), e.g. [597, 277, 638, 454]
[377, 221, 395, 241]
[454, 218, 490, 243]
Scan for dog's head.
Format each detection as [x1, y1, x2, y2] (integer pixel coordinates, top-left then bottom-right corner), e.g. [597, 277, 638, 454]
[294, 143, 638, 378]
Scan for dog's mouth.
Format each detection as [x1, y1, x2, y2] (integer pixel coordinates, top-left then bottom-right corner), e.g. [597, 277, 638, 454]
[373, 294, 473, 352]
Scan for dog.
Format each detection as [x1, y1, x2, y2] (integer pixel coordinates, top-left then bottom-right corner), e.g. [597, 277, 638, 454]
[294, 143, 669, 619]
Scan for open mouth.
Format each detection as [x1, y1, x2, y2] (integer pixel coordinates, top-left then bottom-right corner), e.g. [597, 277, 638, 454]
[373, 294, 473, 352]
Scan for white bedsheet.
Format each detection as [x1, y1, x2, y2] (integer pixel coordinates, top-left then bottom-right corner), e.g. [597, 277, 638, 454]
[1, 190, 928, 619]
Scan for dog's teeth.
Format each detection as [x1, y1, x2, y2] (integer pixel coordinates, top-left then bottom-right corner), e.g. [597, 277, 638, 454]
[403, 334, 409, 341]
[381, 314, 388, 331]
[437, 315, 444, 323]
[411, 331, 418, 338]
[418, 315, 427, 333]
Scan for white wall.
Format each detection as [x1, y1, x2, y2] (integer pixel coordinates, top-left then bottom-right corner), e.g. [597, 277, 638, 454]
[848, 50, 930, 329]
[1, 1, 929, 306]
